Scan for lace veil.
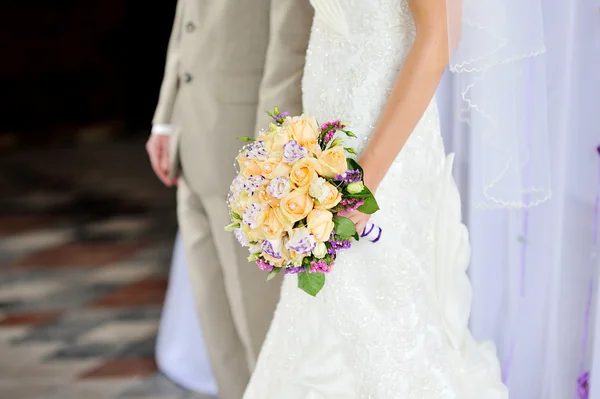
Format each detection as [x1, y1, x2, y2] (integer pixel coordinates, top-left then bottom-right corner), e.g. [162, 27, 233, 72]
[446, 0, 551, 208]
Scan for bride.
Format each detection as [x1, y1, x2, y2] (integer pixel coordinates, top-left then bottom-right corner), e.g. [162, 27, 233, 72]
[244, 0, 547, 397]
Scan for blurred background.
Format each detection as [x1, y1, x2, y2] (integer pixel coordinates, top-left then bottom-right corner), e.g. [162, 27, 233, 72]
[0, 1, 209, 398]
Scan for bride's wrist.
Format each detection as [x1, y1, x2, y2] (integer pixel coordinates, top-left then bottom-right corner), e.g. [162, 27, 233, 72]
[357, 160, 382, 193]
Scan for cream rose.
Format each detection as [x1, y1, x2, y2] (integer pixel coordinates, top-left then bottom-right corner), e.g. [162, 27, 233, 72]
[314, 181, 342, 210]
[290, 157, 323, 188]
[242, 223, 265, 242]
[284, 115, 320, 153]
[279, 187, 314, 223]
[318, 146, 348, 178]
[306, 209, 335, 242]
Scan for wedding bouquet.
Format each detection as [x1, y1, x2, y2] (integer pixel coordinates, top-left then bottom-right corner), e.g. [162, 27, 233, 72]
[225, 107, 381, 296]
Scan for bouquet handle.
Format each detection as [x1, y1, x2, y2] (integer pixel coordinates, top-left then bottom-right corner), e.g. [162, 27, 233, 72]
[360, 222, 382, 243]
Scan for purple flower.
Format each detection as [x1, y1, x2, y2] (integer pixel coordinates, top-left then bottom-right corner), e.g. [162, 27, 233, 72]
[234, 228, 249, 247]
[578, 371, 589, 399]
[243, 176, 265, 195]
[336, 198, 365, 216]
[282, 140, 308, 164]
[320, 120, 346, 144]
[243, 203, 267, 229]
[256, 259, 274, 272]
[284, 266, 305, 275]
[261, 239, 284, 259]
[334, 169, 362, 183]
[310, 259, 333, 273]
[328, 238, 352, 256]
[245, 140, 268, 161]
[286, 228, 317, 254]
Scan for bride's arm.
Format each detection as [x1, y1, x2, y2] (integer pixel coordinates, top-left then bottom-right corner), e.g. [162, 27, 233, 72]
[359, 0, 451, 192]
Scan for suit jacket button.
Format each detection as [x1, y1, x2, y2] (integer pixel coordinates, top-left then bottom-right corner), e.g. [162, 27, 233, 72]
[186, 22, 195, 32]
[183, 73, 193, 83]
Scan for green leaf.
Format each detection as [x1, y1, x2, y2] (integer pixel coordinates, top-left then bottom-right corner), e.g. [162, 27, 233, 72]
[346, 158, 364, 174]
[333, 216, 357, 237]
[266, 267, 282, 281]
[238, 136, 255, 142]
[231, 212, 242, 222]
[224, 222, 240, 232]
[297, 272, 325, 296]
[344, 147, 357, 155]
[329, 137, 343, 148]
[352, 232, 360, 241]
[357, 195, 380, 215]
[247, 253, 260, 262]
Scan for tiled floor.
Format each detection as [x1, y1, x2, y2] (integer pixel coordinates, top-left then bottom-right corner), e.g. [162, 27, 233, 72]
[0, 142, 215, 398]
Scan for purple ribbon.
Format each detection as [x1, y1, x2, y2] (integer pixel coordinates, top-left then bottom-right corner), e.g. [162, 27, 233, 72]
[576, 146, 600, 399]
[361, 222, 382, 243]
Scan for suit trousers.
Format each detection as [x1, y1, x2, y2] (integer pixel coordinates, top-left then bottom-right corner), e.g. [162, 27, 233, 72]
[177, 177, 280, 399]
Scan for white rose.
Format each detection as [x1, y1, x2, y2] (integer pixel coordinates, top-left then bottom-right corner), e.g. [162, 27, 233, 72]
[313, 242, 327, 259]
[267, 177, 292, 199]
[248, 242, 262, 254]
[309, 178, 331, 203]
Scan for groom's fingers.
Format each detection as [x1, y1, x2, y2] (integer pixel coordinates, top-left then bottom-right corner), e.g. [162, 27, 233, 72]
[146, 136, 173, 187]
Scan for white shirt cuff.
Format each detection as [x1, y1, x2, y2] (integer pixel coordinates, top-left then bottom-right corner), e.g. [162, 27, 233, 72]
[152, 124, 173, 135]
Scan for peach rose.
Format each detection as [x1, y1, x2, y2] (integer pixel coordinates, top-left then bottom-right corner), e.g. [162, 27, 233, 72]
[271, 127, 293, 152]
[261, 157, 292, 180]
[262, 252, 286, 267]
[262, 208, 285, 239]
[314, 181, 342, 210]
[258, 188, 280, 208]
[237, 154, 264, 177]
[279, 187, 314, 223]
[318, 146, 348, 178]
[307, 209, 335, 242]
[284, 115, 320, 153]
[290, 157, 323, 188]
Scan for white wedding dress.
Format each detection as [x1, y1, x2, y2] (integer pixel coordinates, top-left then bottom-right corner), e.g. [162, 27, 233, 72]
[244, 1, 508, 397]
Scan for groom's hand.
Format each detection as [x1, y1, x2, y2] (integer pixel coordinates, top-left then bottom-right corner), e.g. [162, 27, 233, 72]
[146, 135, 177, 187]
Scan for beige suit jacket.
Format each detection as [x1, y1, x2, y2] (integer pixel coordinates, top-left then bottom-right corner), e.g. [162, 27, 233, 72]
[153, 0, 314, 199]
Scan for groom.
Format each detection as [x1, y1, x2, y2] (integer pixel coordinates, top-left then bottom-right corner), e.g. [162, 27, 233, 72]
[146, 1, 313, 398]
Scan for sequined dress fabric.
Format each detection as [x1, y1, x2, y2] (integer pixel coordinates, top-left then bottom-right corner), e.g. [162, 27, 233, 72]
[243, 1, 508, 397]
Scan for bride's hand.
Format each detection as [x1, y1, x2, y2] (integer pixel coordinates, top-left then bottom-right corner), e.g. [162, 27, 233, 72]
[345, 210, 371, 237]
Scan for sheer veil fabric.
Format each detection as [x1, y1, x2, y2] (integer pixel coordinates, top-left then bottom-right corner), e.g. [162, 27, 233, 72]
[446, 0, 551, 209]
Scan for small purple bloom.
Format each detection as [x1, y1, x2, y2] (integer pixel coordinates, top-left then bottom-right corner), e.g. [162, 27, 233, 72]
[334, 169, 363, 183]
[284, 266, 305, 275]
[282, 140, 308, 164]
[310, 259, 333, 273]
[256, 259, 274, 272]
[578, 371, 589, 399]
